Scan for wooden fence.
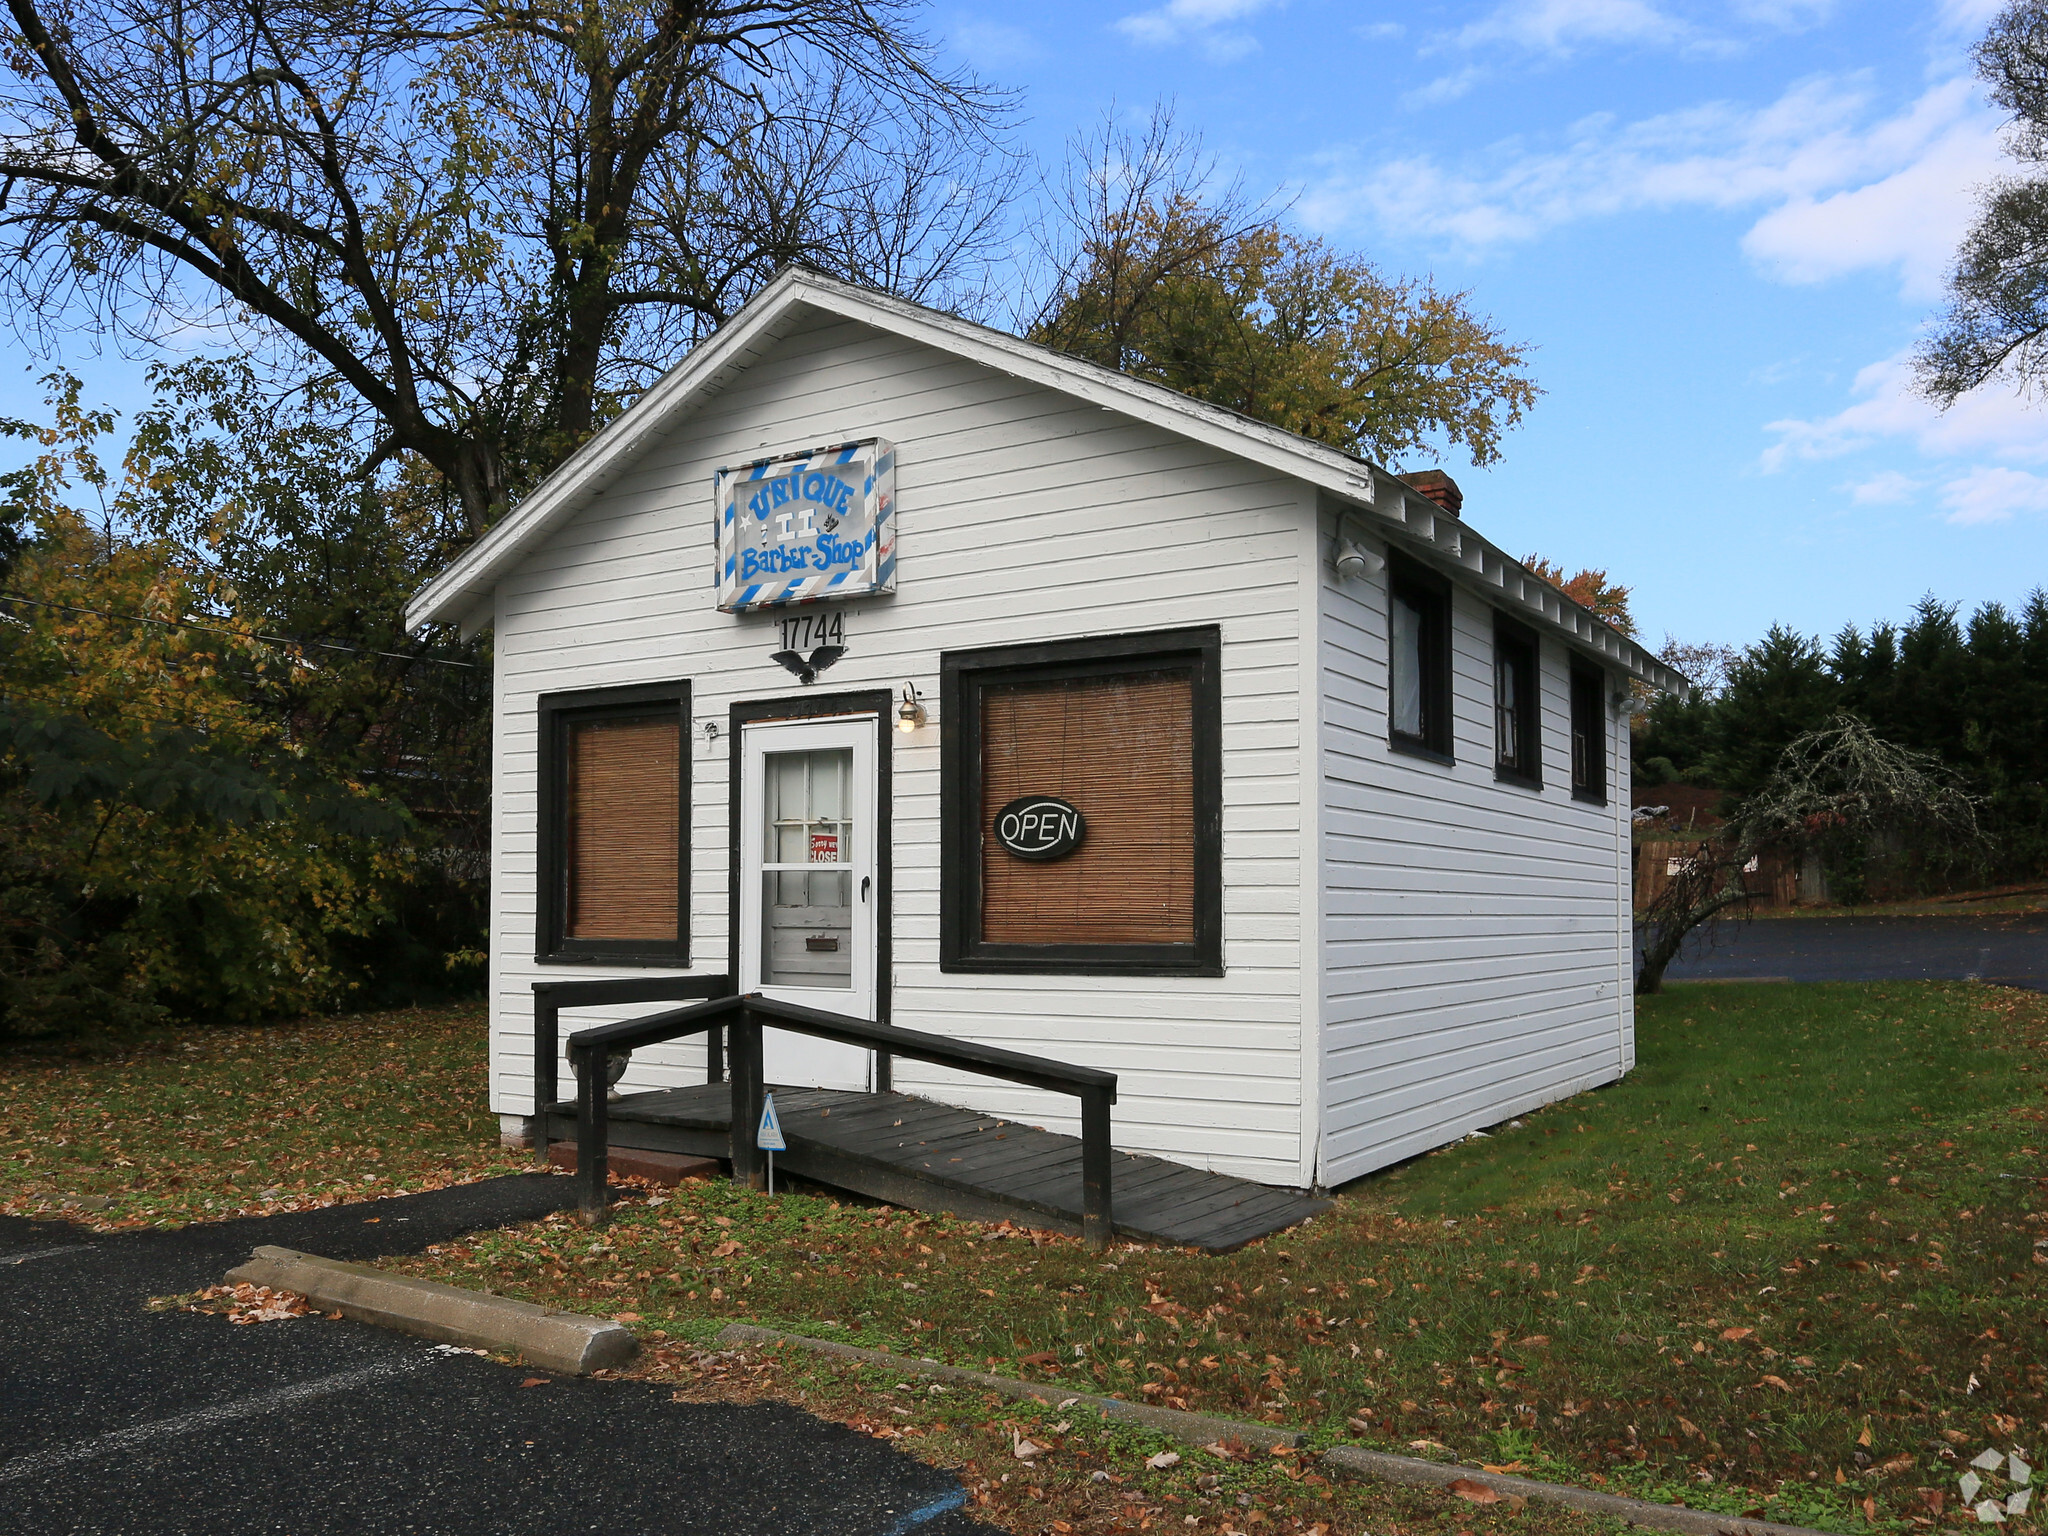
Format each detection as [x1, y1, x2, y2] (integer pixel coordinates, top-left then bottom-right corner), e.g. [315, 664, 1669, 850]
[1634, 840, 1798, 910]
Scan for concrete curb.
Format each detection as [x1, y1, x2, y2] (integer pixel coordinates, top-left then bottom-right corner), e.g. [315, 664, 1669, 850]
[1318, 1446, 1832, 1536]
[715, 1324, 1830, 1536]
[714, 1323, 1300, 1453]
[227, 1246, 636, 1376]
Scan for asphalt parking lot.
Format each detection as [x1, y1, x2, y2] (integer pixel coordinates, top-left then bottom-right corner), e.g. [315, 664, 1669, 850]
[0, 1176, 984, 1535]
[1647, 914, 2048, 990]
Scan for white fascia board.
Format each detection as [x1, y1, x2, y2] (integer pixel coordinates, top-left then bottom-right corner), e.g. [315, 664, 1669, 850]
[402, 269, 817, 631]
[404, 267, 1691, 699]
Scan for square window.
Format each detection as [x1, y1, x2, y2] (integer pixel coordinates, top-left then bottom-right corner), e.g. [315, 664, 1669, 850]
[1570, 663, 1608, 803]
[941, 629, 1221, 975]
[1388, 557, 1452, 761]
[1493, 617, 1541, 787]
[537, 683, 689, 963]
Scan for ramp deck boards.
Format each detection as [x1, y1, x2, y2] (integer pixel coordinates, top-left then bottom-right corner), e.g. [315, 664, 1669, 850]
[545, 1084, 1328, 1255]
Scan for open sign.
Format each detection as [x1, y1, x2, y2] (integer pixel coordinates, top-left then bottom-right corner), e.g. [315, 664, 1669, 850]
[993, 796, 1086, 862]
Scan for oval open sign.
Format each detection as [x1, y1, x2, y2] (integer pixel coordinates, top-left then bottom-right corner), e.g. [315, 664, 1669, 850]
[992, 795, 1086, 862]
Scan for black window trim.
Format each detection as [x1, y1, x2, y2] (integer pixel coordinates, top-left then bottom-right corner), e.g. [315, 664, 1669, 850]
[726, 689, 895, 1028]
[535, 680, 691, 966]
[1569, 659, 1610, 807]
[1492, 613, 1542, 791]
[939, 626, 1223, 977]
[1386, 554, 1454, 765]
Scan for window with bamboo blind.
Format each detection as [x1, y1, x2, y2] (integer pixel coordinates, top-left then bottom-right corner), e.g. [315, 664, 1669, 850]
[940, 629, 1221, 976]
[538, 684, 689, 962]
[980, 674, 1194, 944]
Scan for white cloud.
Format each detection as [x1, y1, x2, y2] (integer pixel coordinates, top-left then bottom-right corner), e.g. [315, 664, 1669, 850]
[1731, 0, 1835, 30]
[1404, 66, 1490, 107]
[1940, 466, 2048, 524]
[1356, 20, 1406, 41]
[1300, 72, 2008, 298]
[1453, 0, 1694, 55]
[1740, 80, 2004, 299]
[1761, 352, 2048, 472]
[1937, 0, 2006, 36]
[1844, 469, 1922, 505]
[1114, 0, 1282, 61]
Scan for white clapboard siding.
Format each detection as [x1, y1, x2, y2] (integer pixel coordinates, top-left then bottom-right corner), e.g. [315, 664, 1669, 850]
[489, 313, 1315, 1184]
[1316, 507, 1633, 1186]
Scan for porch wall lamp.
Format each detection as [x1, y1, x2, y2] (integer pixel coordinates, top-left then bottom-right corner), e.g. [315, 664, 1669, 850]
[896, 682, 927, 733]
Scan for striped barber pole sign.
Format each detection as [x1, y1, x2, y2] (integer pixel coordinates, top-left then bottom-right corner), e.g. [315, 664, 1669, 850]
[715, 437, 897, 612]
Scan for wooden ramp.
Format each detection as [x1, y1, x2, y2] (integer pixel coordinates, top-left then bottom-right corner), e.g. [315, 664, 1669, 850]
[544, 1085, 1328, 1255]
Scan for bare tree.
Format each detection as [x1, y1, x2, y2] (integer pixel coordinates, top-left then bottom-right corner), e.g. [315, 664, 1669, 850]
[1635, 715, 1986, 993]
[1023, 103, 1272, 372]
[0, 0, 1018, 536]
[1916, 1, 2048, 405]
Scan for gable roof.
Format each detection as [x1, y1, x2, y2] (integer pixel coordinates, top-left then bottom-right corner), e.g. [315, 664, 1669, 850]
[404, 267, 1685, 696]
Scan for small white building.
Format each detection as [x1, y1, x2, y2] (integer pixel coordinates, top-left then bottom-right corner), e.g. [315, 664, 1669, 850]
[405, 268, 1682, 1194]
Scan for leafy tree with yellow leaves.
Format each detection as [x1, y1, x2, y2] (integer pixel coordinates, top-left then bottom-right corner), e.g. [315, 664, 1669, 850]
[0, 377, 417, 1040]
[1029, 111, 1540, 468]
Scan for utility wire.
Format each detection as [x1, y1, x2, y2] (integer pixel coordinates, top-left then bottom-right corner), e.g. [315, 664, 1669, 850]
[0, 592, 479, 669]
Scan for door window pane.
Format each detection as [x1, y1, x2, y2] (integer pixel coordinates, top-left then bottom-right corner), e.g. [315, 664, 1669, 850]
[760, 747, 854, 988]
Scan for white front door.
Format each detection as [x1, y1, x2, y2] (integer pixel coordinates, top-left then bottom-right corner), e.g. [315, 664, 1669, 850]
[737, 715, 878, 1090]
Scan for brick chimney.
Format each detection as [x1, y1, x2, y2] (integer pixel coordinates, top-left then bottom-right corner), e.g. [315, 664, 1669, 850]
[1398, 469, 1463, 518]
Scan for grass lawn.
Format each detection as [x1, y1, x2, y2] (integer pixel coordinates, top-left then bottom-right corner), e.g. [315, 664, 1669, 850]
[385, 982, 2048, 1536]
[0, 1003, 529, 1228]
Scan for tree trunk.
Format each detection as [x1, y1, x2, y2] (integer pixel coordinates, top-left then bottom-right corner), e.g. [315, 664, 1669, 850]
[1634, 883, 1752, 995]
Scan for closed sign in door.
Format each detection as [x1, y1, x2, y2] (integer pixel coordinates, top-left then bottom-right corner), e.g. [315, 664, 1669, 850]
[992, 796, 1086, 861]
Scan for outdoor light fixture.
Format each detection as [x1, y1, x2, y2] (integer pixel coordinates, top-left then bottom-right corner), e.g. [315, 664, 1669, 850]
[1334, 538, 1385, 582]
[897, 682, 926, 733]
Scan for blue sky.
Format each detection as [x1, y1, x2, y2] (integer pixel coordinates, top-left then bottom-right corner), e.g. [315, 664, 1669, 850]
[939, 0, 2036, 656]
[6, 0, 2031, 660]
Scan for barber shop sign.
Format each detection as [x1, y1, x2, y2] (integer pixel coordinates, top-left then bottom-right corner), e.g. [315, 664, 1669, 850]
[716, 437, 897, 611]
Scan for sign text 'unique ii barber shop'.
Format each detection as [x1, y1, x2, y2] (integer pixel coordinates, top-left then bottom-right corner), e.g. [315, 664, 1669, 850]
[993, 796, 1086, 862]
[716, 437, 896, 611]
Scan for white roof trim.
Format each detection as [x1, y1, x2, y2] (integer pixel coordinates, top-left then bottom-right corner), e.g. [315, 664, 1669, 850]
[404, 267, 1686, 696]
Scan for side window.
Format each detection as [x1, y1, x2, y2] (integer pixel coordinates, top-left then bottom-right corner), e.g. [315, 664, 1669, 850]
[1493, 617, 1540, 787]
[1570, 664, 1608, 804]
[1388, 558, 1452, 761]
[538, 684, 689, 963]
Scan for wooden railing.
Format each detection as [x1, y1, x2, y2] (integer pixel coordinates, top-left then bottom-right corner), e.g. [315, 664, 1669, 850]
[554, 992, 1121, 1250]
[529, 974, 734, 1169]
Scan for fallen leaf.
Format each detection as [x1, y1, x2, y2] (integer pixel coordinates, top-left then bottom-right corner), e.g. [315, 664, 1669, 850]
[1482, 1461, 1529, 1474]
[1146, 1451, 1181, 1470]
[1516, 1335, 1550, 1347]
[614, 1312, 641, 1323]
[1721, 1327, 1755, 1342]
[1012, 1432, 1044, 1462]
[711, 1240, 741, 1258]
[1858, 1423, 1874, 1447]
[1758, 1374, 1793, 1392]
[1449, 1479, 1503, 1505]
[520, 1377, 549, 1388]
